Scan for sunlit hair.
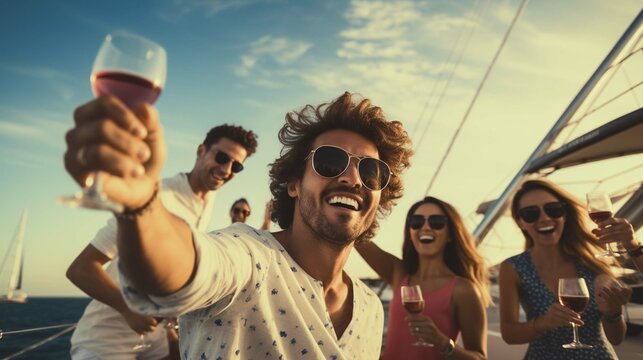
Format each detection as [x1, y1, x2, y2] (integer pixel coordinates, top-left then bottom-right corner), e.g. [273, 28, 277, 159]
[510, 178, 611, 276]
[269, 92, 413, 244]
[402, 197, 492, 307]
[230, 198, 250, 212]
[203, 124, 258, 156]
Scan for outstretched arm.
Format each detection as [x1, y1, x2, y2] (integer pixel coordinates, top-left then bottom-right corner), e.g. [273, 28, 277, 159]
[260, 201, 272, 231]
[355, 241, 404, 288]
[65, 97, 194, 296]
[66, 244, 158, 333]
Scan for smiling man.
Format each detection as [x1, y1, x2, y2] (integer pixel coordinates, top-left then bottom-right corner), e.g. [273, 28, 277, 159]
[66, 123, 257, 359]
[63, 92, 413, 359]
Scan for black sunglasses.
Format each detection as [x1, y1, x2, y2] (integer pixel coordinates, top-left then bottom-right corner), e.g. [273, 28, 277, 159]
[215, 151, 244, 173]
[517, 202, 566, 223]
[305, 145, 391, 191]
[232, 207, 250, 216]
[408, 214, 448, 230]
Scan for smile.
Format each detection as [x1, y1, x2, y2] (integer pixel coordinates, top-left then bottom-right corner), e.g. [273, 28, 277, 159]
[328, 195, 360, 211]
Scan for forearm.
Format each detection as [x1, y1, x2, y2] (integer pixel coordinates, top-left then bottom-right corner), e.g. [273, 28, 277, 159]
[602, 315, 626, 345]
[117, 196, 195, 296]
[443, 346, 486, 360]
[68, 264, 131, 314]
[501, 317, 544, 344]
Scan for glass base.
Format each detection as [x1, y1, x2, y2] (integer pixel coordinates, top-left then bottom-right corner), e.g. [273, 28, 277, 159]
[132, 343, 152, 351]
[58, 189, 124, 213]
[562, 341, 593, 349]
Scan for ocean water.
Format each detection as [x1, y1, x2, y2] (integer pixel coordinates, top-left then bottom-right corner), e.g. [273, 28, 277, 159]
[0, 297, 90, 359]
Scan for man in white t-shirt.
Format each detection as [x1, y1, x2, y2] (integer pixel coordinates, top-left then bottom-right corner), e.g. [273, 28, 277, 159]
[63, 92, 413, 359]
[67, 124, 258, 360]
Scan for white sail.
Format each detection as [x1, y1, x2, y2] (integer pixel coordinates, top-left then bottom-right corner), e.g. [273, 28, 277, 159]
[0, 209, 28, 303]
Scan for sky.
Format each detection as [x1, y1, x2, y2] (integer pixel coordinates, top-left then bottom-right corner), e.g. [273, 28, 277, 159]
[0, 0, 641, 296]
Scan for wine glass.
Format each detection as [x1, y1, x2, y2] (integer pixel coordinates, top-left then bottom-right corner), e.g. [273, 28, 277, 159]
[132, 333, 151, 351]
[587, 191, 615, 257]
[58, 32, 167, 212]
[401, 285, 433, 347]
[558, 278, 592, 349]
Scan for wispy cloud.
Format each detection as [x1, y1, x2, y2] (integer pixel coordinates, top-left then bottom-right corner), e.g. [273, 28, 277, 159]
[233, 35, 313, 83]
[158, 0, 269, 21]
[0, 63, 77, 100]
[0, 109, 69, 148]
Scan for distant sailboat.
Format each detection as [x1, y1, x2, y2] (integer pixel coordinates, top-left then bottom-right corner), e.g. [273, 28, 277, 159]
[0, 209, 28, 303]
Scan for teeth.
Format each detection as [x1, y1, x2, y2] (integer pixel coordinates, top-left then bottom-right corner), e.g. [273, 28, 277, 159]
[329, 196, 358, 211]
[537, 225, 554, 232]
[419, 235, 435, 241]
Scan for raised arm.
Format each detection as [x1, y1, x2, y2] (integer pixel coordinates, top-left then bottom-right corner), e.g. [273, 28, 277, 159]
[355, 241, 404, 287]
[64, 97, 194, 296]
[66, 244, 158, 333]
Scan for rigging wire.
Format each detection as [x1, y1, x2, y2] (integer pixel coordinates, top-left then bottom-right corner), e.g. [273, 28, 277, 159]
[413, 0, 489, 152]
[1, 324, 76, 360]
[424, 0, 530, 195]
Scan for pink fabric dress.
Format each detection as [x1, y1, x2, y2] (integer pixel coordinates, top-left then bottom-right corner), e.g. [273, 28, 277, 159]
[382, 276, 460, 360]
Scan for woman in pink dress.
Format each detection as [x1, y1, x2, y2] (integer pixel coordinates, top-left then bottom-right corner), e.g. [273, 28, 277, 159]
[357, 196, 490, 359]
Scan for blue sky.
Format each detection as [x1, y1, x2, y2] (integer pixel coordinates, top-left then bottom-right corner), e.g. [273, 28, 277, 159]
[0, 1, 641, 296]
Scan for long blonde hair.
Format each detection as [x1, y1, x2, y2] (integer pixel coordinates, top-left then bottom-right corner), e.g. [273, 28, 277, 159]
[402, 197, 492, 307]
[510, 178, 612, 276]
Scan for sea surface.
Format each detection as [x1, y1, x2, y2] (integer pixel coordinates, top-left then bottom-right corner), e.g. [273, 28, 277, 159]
[0, 297, 90, 359]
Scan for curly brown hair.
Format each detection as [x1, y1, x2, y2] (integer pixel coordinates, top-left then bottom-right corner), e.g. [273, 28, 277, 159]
[510, 178, 612, 276]
[203, 124, 258, 156]
[269, 92, 413, 243]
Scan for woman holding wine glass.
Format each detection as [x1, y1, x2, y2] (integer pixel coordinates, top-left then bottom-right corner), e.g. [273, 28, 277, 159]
[357, 196, 490, 359]
[499, 178, 632, 359]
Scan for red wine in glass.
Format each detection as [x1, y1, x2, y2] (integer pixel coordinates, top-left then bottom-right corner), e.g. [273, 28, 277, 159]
[559, 295, 589, 314]
[589, 211, 612, 224]
[558, 278, 592, 349]
[586, 192, 614, 257]
[92, 71, 162, 109]
[403, 299, 425, 314]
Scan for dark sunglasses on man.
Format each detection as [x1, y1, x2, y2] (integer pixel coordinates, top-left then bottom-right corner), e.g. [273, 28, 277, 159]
[215, 150, 244, 173]
[517, 201, 566, 223]
[306, 145, 391, 191]
[408, 214, 448, 230]
[232, 207, 250, 217]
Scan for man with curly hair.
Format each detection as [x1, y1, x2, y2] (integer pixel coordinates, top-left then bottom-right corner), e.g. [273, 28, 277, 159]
[67, 124, 258, 359]
[64, 92, 413, 359]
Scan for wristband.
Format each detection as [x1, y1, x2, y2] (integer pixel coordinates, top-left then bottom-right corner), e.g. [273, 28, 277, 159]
[627, 244, 643, 258]
[114, 184, 159, 220]
[602, 311, 623, 323]
[440, 338, 455, 356]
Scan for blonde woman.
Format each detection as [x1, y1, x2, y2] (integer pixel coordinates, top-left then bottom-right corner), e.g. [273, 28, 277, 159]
[499, 179, 632, 359]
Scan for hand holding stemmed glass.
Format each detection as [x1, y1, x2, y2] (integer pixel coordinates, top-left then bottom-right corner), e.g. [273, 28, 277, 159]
[59, 32, 166, 212]
[401, 285, 433, 347]
[558, 278, 592, 349]
[586, 191, 615, 257]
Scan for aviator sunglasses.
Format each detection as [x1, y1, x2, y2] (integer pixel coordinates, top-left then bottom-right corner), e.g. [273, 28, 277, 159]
[306, 145, 392, 191]
[517, 201, 566, 223]
[215, 150, 244, 173]
[408, 214, 448, 230]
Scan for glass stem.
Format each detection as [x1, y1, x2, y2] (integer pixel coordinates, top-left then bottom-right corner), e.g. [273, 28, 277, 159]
[571, 322, 579, 343]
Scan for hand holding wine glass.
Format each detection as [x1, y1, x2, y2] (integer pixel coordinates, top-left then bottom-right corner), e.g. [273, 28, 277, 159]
[558, 278, 592, 349]
[59, 32, 166, 212]
[401, 285, 433, 347]
[587, 191, 614, 257]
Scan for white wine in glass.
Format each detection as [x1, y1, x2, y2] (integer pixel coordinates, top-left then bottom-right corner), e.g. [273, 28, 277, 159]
[400, 285, 433, 347]
[58, 32, 167, 212]
[558, 278, 592, 349]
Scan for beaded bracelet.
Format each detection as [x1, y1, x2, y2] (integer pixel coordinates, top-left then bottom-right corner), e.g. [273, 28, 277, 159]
[602, 311, 623, 324]
[114, 184, 159, 220]
[627, 244, 643, 258]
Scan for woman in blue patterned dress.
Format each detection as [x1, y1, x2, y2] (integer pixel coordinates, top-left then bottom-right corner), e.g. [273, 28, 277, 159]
[498, 179, 632, 359]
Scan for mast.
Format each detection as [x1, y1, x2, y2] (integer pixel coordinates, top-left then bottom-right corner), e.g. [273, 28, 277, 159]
[7, 209, 27, 298]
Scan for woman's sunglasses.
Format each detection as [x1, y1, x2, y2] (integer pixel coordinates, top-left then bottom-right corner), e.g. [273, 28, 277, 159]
[215, 151, 244, 173]
[408, 214, 448, 230]
[517, 202, 566, 223]
[306, 145, 392, 191]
